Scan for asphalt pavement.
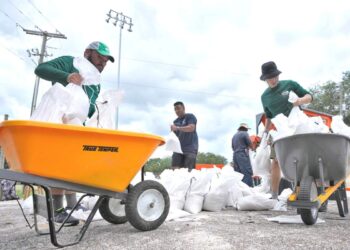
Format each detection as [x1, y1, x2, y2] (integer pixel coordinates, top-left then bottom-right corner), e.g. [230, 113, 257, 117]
[1, 200, 350, 249]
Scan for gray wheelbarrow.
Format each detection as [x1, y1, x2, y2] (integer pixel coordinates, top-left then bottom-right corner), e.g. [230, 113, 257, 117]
[274, 133, 350, 225]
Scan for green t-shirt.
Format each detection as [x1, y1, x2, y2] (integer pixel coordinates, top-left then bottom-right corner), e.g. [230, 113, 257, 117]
[261, 80, 311, 119]
[34, 56, 100, 118]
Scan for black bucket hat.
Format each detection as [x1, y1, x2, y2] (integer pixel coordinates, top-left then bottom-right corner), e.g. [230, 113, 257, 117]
[260, 61, 281, 81]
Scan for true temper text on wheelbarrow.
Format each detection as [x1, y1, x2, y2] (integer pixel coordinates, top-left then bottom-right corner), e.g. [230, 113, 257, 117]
[82, 145, 119, 153]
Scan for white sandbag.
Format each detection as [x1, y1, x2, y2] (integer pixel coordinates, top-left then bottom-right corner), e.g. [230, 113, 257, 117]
[31, 83, 71, 123]
[203, 173, 234, 212]
[237, 180, 255, 196]
[85, 90, 124, 129]
[252, 133, 271, 176]
[271, 113, 295, 139]
[184, 170, 213, 214]
[164, 132, 183, 154]
[73, 57, 101, 84]
[288, 91, 299, 103]
[253, 175, 271, 193]
[332, 115, 350, 136]
[237, 193, 277, 211]
[63, 57, 101, 125]
[308, 116, 329, 133]
[226, 182, 243, 208]
[160, 169, 191, 210]
[221, 165, 244, 181]
[82, 196, 99, 210]
[62, 83, 90, 125]
[166, 207, 191, 221]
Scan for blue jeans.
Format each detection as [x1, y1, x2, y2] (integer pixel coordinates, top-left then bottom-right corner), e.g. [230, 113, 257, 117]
[233, 151, 253, 187]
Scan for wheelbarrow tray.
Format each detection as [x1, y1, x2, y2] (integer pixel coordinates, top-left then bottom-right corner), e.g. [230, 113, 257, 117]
[0, 120, 164, 192]
[274, 133, 350, 182]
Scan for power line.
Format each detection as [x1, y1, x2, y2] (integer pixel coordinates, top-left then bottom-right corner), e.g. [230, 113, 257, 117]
[123, 57, 253, 77]
[0, 41, 28, 63]
[7, 0, 37, 27]
[105, 80, 256, 100]
[0, 8, 24, 29]
[26, 0, 62, 34]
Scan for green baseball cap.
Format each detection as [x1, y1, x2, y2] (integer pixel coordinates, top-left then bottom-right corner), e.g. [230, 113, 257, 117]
[86, 41, 115, 63]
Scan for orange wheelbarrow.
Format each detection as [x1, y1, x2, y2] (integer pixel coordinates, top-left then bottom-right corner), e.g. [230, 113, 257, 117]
[0, 120, 169, 248]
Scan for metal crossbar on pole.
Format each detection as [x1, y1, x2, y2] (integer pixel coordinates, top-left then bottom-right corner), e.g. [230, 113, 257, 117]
[22, 28, 67, 115]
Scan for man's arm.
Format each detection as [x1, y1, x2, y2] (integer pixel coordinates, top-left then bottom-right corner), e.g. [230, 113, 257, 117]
[171, 114, 197, 132]
[34, 56, 82, 85]
[293, 94, 312, 106]
[264, 118, 272, 134]
[290, 81, 313, 106]
[244, 134, 254, 150]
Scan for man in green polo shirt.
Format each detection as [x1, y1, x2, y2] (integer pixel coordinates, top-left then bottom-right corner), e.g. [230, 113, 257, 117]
[260, 61, 312, 199]
[34, 41, 114, 225]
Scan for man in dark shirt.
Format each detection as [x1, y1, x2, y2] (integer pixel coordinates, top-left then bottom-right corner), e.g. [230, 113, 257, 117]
[171, 101, 198, 171]
[232, 123, 254, 187]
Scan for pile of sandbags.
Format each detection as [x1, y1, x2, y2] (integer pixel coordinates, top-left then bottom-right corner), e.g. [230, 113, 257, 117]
[270, 91, 329, 140]
[148, 165, 283, 221]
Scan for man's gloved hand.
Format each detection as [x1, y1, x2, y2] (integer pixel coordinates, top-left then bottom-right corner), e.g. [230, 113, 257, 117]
[67, 73, 83, 85]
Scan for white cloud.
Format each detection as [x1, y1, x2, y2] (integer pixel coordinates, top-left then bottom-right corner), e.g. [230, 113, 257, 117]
[1, 0, 350, 161]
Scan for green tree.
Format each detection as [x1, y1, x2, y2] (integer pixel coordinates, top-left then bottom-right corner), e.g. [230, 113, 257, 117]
[143, 152, 228, 173]
[144, 157, 171, 173]
[196, 152, 227, 164]
[308, 71, 350, 125]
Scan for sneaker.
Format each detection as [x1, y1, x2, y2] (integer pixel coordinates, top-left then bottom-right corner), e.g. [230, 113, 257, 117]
[54, 208, 79, 226]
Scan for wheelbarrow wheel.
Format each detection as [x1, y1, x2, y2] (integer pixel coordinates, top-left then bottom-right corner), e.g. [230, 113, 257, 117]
[299, 176, 318, 225]
[125, 180, 170, 231]
[99, 197, 128, 224]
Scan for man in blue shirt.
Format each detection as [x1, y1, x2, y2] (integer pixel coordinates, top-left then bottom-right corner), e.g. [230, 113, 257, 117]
[171, 101, 198, 171]
[232, 123, 254, 187]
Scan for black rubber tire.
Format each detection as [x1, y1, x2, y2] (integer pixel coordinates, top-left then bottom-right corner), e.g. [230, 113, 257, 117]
[99, 197, 128, 224]
[125, 180, 170, 231]
[299, 176, 318, 225]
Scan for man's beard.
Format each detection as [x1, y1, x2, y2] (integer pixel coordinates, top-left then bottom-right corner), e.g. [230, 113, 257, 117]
[86, 55, 103, 73]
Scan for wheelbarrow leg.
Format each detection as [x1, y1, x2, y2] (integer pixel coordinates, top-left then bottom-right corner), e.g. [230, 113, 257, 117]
[41, 186, 104, 247]
[75, 196, 105, 242]
[334, 183, 348, 217]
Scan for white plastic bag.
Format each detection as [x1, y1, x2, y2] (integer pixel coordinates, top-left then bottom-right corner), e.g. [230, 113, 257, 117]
[31, 83, 71, 123]
[332, 115, 350, 136]
[226, 182, 243, 208]
[160, 169, 191, 210]
[62, 83, 90, 125]
[62, 57, 101, 125]
[237, 193, 277, 211]
[184, 170, 213, 214]
[203, 173, 234, 212]
[165, 132, 183, 154]
[85, 90, 124, 129]
[73, 57, 101, 84]
[253, 174, 271, 193]
[288, 91, 299, 103]
[252, 133, 271, 176]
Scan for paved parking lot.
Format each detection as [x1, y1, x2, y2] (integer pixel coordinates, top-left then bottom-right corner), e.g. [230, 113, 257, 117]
[1, 200, 350, 249]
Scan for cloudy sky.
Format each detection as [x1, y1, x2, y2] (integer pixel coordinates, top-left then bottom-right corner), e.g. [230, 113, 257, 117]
[1, 0, 350, 161]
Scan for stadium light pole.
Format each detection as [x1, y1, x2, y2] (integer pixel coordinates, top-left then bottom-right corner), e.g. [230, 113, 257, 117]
[106, 10, 133, 129]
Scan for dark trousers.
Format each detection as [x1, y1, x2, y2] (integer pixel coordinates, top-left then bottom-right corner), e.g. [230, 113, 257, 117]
[233, 151, 253, 187]
[172, 152, 197, 171]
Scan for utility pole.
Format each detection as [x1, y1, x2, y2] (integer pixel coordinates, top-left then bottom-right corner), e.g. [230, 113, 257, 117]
[23, 28, 67, 115]
[339, 81, 343, 116]
[106, 10, 133, 129]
